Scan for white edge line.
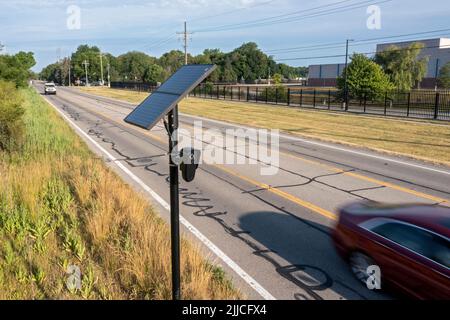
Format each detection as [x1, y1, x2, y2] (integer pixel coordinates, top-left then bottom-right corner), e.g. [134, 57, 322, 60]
[181, 113, 450, 176]
[43, 95, 276, 301]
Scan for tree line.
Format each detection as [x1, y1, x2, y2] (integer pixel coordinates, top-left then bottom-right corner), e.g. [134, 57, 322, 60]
[40, 42, 307, 85]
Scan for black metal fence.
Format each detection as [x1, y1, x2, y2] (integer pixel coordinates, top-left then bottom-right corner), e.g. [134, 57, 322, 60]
[111, 81, 157, 93]
[109, 82, 450, 121]
[189, 85, 450, 121]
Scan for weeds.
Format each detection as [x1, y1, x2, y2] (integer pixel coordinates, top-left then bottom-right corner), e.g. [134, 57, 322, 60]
[0, 87, 240, 300]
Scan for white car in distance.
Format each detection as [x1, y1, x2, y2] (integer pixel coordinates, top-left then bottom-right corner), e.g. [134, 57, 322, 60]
[44, 83, 57, 95]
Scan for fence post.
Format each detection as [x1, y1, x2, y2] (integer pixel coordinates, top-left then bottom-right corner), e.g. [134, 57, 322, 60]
[275, 88, 278, 104]
[231, 87, 233, 100]
[223, 86, 226, 100]
[300, 89, 303, 107]
[407, 92, 411, 117]
[247, 87, 250, 102]
[238, 87, 241, 101]
[363, 92, 367, 113]
[328, 89, 331, 110]
[313, 89, 316, 108]
[434, 92, 440, 120]
[265, 88, 268, 104]
[287, 88, 291, 106]
[256, 87, 259, 103]
[384, 92, 388, 115]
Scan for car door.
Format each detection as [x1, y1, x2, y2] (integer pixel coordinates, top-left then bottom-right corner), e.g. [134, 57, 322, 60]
[369, 222, 449, 299]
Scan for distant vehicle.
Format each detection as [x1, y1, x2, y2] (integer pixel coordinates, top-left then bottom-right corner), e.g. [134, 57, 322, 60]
[44, 82, 57, 95]
[333, 202, 450, 299]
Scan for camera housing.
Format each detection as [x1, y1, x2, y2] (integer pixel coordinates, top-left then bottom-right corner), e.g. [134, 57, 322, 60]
[180, 148, 201, 183]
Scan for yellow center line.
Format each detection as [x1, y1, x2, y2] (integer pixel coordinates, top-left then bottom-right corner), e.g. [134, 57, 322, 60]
[280, 151, 448, 204]
[214, 165, 338, 221]
[63, 96, 444, 224]
[175, 118, 448, 204]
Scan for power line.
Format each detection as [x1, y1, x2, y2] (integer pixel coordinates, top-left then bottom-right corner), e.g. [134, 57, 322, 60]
[266, 28, 450, 55]
[136, 1, 277, 53]
[188, 0, 277, 23]
[193, 0, 356, 32]
[193, 0, 392, 33]
[139, 34, 177, 51]
[276, 44, 450, 61]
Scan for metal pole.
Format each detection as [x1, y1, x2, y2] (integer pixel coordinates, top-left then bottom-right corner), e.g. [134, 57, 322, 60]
[68, 57, 71, 87]
[168, 106, 181, 300]
[287, 88, 291, 106]
[344, 39, 353, 111]
[434, 93, 440, 120]
[107, 63, 111, 88]
[184, 22, 188, 65]
[100, 52, 104, 85]
[83, 60, 89, 86]
[313, 89, 316, 107]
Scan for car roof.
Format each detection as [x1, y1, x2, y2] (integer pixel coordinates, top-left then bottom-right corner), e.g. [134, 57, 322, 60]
[342, 202, 450, 238]
[45, 82, 55, 85]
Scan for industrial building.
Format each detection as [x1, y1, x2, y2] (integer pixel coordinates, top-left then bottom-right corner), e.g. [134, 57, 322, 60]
[307, 38, 450, 89]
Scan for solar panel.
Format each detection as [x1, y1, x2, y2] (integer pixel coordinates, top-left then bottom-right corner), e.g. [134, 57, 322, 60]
[124, 64, 216, 130]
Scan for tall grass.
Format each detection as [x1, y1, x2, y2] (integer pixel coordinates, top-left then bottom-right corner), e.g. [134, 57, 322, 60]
[0, 88, 240, 300]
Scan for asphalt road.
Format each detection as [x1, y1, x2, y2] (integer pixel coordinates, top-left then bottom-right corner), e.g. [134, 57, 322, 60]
[36, 83, 450, 300]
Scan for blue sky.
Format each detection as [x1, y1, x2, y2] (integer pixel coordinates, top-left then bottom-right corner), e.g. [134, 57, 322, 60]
[1, 0, 449, 71]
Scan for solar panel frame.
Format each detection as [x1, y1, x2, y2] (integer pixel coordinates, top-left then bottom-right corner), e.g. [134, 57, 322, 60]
[124, 64, 216, 130]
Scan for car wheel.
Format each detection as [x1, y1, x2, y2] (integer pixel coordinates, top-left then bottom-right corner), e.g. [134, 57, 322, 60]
[349, 252, 377, 285]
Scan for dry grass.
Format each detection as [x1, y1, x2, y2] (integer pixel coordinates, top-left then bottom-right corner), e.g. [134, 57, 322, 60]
[77, 87, 450, 166]
[0, 88, 240, 300]
[79, 86, 148, 104]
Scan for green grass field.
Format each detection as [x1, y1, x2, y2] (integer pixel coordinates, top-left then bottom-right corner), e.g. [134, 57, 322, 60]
[78, 87, 450, 166]
[0, 87, 240, 300]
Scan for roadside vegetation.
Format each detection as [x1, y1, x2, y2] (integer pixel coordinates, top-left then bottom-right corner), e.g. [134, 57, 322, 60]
[0, 83, 240, 299]
[77, 86, 450, 165]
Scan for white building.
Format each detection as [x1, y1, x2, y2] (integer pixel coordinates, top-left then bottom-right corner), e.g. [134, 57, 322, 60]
[307, 38, 450, 88]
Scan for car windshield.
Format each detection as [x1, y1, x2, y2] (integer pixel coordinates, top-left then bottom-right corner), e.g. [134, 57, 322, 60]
[45, 84, 55, 87]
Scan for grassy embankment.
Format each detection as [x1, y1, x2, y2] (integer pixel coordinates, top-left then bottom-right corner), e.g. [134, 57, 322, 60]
[0, 87, 240, 299]
[78, 86, 450, 166]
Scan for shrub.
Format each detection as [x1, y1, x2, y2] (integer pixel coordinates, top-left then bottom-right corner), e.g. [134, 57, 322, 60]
[0, 81, 25, 151]
[337, 54, 394, 101]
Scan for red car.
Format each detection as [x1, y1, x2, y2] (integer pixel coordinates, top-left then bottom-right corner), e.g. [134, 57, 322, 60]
[333, 202, 450, 299]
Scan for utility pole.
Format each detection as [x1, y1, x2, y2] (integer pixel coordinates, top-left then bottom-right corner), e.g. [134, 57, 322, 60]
[68, 57, 71, 87]
[99, 52, 105, 86]
[82, 60, 89, 86]
[268, 68, 271, 86]
[343, 39, 354, 111]
[107, 63, 111, 88]
[177, 21, 193, 65]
